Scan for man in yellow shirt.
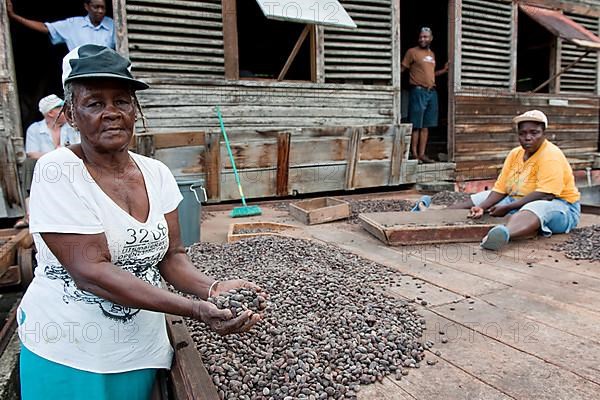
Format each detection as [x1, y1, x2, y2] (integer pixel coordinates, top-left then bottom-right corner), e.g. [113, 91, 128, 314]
[449, 110, 581, 250]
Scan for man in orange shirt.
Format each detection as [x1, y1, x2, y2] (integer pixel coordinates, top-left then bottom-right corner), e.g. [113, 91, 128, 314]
[401, 27, 448, 163]
[449, 110, 581, 250]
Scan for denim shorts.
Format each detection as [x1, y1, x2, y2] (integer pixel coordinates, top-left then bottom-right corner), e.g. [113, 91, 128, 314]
[471, 190, 581, 237]
[408, 86, 438, 129]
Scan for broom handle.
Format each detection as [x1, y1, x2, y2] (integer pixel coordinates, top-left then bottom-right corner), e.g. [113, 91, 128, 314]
[216, 106, 248, 207]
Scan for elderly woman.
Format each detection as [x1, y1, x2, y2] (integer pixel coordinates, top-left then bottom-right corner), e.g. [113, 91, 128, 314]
[449, 110, 580, 250]
[18, 45, 262, 400]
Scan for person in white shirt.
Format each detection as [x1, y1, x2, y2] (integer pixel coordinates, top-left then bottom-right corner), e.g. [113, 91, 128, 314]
[14, 94, 80, 229]
[6, 0, 115, 50]
[19, 45, 263, 400]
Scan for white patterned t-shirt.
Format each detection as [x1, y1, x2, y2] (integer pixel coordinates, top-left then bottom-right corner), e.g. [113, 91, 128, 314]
[18, 147, 183, 373]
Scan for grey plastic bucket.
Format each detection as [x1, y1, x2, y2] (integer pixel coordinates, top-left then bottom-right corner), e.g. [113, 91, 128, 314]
[176, 179, 206, 247]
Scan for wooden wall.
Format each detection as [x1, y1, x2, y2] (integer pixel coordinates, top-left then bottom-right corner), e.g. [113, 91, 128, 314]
[136, 80, 394, 132]
[136, 124, 412, 202]
[0, 0, 24, 218]
[453, 94, 599, 180]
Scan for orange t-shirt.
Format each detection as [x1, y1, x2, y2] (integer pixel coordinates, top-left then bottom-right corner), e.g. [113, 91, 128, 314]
[492, 140, 580, 204]
[401, 46, 436, 89]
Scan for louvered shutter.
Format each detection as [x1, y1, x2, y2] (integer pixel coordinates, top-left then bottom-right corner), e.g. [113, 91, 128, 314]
[459, 0, 513, 89]
[126, 0, 224, 79]
[323, 0, 393, 83]
[560, 12, 599, 93]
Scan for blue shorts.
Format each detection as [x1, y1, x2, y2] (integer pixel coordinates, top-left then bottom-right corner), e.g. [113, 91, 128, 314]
[408, 86, 438, 129]
[471, 190, 581, 237]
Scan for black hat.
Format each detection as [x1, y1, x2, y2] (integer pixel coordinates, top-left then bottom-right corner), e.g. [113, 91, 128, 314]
[62, 44, 149, 90]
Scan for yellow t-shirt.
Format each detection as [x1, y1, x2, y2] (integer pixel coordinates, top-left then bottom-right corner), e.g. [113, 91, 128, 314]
[492, 140, 580, 204]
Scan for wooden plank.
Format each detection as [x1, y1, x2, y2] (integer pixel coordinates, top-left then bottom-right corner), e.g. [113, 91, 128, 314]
[204, 132, 221, 201]
[344, 127, 362, 190]
[315, 26, 325, 83]
[480, 288, 600, 342]
[389, 125, 403, 185]
[0, 230, 31, 277]
[288, 164, 347, 195]
[166, 315, 219, 400]
[432, 298, 600, 383]
[113, 0, 130, 57]
[278, 25, 311, 81]
[419, 309, 600, 399]
[309, 227, 509, 296]
[135, 134, 155, 157]
[221, 0, 239, 80]
[139, 131, 206, 149]
[276, 132, 291, 196]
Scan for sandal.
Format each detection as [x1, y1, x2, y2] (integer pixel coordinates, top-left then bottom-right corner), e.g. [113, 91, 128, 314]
[14, 218, 29, 229]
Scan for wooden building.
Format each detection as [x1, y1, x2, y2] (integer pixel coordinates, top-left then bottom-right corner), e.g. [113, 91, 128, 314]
[1, 0, 599, 208]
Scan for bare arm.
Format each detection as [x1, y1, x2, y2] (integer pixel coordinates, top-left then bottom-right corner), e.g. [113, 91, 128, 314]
[159, 210, 217, 300]
[493, 191, 554, 213]
[435, 62, 449, 77]
[6, 0, 49, 34]
[41, 230, 255, 334]
[478, 191, 507, 211]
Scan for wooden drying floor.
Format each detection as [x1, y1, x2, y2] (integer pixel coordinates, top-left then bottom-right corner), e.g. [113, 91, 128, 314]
[200, 200, 600, 400]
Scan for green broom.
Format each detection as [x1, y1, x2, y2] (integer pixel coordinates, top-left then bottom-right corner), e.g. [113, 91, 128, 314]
[215, 106, 262, 218]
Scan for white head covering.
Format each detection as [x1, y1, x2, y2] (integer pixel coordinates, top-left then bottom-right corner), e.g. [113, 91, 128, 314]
[38, 94, 64, 115]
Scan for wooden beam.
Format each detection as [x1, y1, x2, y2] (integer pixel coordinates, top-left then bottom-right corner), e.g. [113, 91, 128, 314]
[391, 0, 401, 126]
[388, 125, 403, 185]
[166, 315, 219, 400]
[315, 26, 325, 83]
[204, 132, 221, 202]
[278, 25, 311, 81]
[221, 0, 239, 79]
[141, 131, 206, 149]
[276, 131, 291, 196]
[448, 0, 457, 161]
[344, 127, 362, 190]
[309, 25, 317, 82]
[509, 0, 518, 92]
[549, 37, 561, 93]
[136, 134, 155, 157]
[453, 0, 463, 91]
[112, 0, 130, 57]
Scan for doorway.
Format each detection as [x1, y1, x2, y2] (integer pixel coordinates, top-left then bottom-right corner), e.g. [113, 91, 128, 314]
[7, 0, 113, 134]
[400, 0, 449, 161]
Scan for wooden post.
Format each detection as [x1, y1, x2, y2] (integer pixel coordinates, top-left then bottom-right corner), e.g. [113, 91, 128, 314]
[344, 127, 362, 190]
[389, 125, 404, 185]
[0, 0, 24, 210]
[391, 0, 401, 126]
[204, 132, 221, 202]
[278, 25, 311, 81]
[136, 134, 155, 157]
[166, 315, 219, 400]
[447, 0, 457, 161]
[221, 0, 239, 80]
[549, 37, 561, 93]
[315, 26, 325, 83]
[310, 25, 317, 82]
[276, 132, 291, 196]
[112, 0, 129, 57]
[509, 0, 518, 92]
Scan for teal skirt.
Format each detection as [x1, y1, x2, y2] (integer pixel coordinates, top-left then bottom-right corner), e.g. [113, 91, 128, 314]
[20, 344, 157, 400]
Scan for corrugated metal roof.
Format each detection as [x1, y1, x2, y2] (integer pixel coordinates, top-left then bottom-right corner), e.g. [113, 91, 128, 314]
[520, 4, 600, 50]
[255, 0, 356, 29]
